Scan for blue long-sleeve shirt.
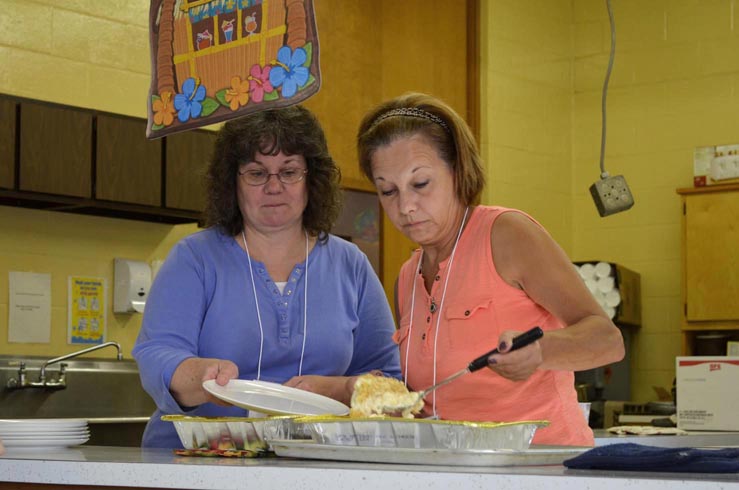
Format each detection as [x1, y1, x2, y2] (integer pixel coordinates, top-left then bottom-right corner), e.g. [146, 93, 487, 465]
[132, 227, 400, 448]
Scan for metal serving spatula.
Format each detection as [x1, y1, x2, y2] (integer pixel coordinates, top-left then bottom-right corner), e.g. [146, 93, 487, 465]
[383, 326, 544, 414]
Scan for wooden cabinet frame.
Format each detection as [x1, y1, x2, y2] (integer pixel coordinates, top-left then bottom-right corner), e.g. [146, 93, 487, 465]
[677, 183, 739, 355]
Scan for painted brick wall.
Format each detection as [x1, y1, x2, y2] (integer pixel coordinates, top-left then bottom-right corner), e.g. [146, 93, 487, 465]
[573, 0, 739, 402]
[481, 0, 574, 251]
[0, 0, 151, 116]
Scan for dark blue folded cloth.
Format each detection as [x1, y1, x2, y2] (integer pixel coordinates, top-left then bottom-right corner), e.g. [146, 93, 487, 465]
[563, 443, 739, 473]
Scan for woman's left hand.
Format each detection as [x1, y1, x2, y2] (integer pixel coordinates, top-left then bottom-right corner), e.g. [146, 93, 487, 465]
[284, 375, 357, 405]
[486, 330, 543, 382]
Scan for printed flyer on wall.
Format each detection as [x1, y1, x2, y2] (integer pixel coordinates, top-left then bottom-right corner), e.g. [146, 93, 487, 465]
[68, 276, 107, 344]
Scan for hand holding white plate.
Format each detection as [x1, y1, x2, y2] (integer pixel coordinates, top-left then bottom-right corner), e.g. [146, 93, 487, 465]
[202, 379, 350, 416]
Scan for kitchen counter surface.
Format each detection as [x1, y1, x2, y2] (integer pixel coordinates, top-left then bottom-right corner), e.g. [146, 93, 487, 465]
[593, 429, 739, 448]
[2, 443, 738, 490]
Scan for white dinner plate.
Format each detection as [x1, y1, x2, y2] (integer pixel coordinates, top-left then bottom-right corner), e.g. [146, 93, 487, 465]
[0, 426, 89, 435]
[1, 430, 89, 439]
[271, 440, 587, 467]
[1, 435, 89, 448]
[203, 379, 350, 416]
[0, 418, 87, 429]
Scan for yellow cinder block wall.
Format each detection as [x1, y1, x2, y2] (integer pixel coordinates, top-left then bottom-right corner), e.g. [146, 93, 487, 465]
[483, 0, 739, 403]
[481, 0, 574, 248]
[0, 0, 199, 359]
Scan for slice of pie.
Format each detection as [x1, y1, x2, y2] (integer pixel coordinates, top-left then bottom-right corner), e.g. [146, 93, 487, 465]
[350, 374, 424, 418]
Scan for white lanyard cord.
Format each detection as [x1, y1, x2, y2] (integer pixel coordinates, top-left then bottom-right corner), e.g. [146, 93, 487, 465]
[298, 233, 308, 376]
[405, 206, 469, 418]
[241, 230, 309, 380]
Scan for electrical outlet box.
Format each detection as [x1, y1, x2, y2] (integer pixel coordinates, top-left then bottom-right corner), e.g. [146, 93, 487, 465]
[589, 175, 634, 217]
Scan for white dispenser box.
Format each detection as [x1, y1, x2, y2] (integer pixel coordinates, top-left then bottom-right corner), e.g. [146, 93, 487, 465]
[113, 259, 151, 313]
[676, 356, 739, 431]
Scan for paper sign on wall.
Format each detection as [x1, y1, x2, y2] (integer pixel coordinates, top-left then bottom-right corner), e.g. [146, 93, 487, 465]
[8, 271, 51, 343]
[68, 276, 107, 345]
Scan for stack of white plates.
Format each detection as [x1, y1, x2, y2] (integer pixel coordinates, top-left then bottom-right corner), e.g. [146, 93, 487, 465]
[0, 418, 89, 449]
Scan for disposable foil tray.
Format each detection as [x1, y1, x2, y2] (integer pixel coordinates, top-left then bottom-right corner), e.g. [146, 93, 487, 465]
[162, 414, 308, 451]
[289, 416, 549, 450]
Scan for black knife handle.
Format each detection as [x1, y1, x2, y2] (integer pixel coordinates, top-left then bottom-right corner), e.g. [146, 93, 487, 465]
[467, 326, 544, 372]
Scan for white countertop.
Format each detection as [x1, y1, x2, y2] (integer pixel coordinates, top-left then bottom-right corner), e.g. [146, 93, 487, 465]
[1, 444, 738, 490]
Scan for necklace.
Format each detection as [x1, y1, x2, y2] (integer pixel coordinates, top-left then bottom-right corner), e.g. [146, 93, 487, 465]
[404, 206, 469, 418]
[241, 230, 309, 380]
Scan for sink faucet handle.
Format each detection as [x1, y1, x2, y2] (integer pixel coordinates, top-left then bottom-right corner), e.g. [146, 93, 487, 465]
[57, 363, 68, 385]
[19, 361, 27, 380]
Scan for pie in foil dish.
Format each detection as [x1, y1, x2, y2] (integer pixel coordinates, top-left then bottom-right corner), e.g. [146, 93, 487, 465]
[350, 374, 424, 418]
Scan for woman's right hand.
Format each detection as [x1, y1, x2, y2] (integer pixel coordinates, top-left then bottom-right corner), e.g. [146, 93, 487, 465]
[170, 357, 239, 408]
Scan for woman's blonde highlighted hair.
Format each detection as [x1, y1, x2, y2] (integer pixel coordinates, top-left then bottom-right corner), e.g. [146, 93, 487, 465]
[357, 93, 485, 206]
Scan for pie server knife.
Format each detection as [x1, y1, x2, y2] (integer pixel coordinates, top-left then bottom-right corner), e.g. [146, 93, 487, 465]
[384, 326, 544, 412]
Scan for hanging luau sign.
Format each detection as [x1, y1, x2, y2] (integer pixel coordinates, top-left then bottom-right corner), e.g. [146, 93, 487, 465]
[146, 0, 321, 138]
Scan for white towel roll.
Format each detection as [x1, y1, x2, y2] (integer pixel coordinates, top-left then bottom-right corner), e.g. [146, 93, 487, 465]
[579, 263, 596, 280]
[595, 261, 612, 278]
[605, 289, 621, 307]
[597, 276, 615, 293]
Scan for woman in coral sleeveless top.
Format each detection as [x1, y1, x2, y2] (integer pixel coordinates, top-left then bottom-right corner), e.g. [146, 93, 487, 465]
[356, 93, 625, 446]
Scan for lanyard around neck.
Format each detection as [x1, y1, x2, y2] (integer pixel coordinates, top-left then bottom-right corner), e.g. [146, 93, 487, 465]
[404, 206, 469, 418]
[241, 230, 309, 380]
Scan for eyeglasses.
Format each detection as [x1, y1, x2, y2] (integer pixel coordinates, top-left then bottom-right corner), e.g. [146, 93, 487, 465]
[238, 168, 308, 186]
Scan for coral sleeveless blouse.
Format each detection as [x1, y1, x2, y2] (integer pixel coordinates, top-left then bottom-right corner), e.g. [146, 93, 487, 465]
[393, 206, 593, 446]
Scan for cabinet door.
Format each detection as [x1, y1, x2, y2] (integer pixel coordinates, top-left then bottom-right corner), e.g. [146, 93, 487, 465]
[19, 102, 92, 197]
[96, 115, 162, 206]
[685, 191, 739, 320]
[0, 97, 15, 189]
[165, 130, 215, 211]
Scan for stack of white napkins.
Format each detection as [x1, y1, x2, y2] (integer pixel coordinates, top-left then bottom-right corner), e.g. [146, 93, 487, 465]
[0, 418, 89, 449]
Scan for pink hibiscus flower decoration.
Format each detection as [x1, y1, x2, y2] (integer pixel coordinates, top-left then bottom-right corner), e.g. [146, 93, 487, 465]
[248, 64, 273, 103]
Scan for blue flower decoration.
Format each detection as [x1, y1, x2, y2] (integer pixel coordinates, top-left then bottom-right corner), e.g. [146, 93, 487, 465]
[269, 46, 310, 98]
[174, 78, 207, 122]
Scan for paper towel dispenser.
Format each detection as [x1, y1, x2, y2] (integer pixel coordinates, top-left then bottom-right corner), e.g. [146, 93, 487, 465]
[113, 259, 151, 313]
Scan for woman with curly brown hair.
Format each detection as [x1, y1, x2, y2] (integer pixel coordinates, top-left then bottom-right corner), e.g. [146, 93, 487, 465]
[134, 106, 400, 448]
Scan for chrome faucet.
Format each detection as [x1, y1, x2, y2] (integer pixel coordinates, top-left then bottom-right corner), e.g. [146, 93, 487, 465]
[5, 341, 123, 390]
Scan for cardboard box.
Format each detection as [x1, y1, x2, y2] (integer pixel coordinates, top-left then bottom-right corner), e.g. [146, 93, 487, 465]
[676, 357, 739, 431]
[574, 262, 641, 327]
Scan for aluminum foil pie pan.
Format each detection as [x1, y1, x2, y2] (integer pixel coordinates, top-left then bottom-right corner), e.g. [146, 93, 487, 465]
[288, 416, 549, 450]
[162, 414, 308, 451]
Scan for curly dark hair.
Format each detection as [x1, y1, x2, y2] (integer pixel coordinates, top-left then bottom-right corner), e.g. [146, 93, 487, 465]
[204, 105, 342, 241]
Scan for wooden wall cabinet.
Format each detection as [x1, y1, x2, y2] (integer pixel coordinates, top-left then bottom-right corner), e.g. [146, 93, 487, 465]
[677, 184, 739, 355]
[0, 97, 15, 190]
[0, 94, 204, 224]
[20, 102, 92, 198]
[165, 130, 215, 212]
[96, 115, 162, 207]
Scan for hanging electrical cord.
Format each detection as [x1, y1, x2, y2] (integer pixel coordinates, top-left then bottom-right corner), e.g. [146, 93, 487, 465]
[589, 0, 635, 217]
[599, 0, 616, 179]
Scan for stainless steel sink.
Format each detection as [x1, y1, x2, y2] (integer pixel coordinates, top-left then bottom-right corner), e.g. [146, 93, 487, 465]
[0, 355, 156, 446]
